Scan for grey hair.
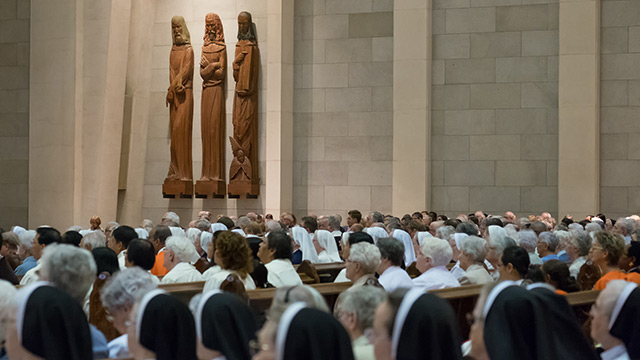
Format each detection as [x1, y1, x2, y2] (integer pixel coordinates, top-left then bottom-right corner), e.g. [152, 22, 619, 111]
[335, 286, 386, 333]
[237, 216, 251, 229]
[420, 238, 453, 267]
[39, 244, 97, 303]
[265, 220, 283, 233]
[268, 285, 330, 321]
[554, 230, 570, 249]
[459, 236, 486, 264]
[165, 236, 199, 263]
[376, 237, 405, 267]
[616, 218, 635, 235]
[105, 221, 120, 232]
[328, 216, 341, 231]
[82, 231, 106, 251]
[18, 230, 36, 250]
[371, 211, 384, 223]
[539, 231, 559, 252]
[517, 230, 538, 253]
[568, 223, 584, 232]
[456, 222, 478, 236]
[349, 242, 382, 274]
[436, 225, 455, 242]
[196, 219, 211, 232]
[569, 229, 592, 256]
[100, 267, 157, 312]
[141, 219, 154, 233]
[585, 222, 602, 234]
[163, 212, 180, 227]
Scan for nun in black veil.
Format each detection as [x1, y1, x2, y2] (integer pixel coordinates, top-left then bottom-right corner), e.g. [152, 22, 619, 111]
[609, 282, 640, 359]
[193, 290, 257, 360]
[127, 289, 197, 360]
[252, 302, 354, 360]
[5, 282, 92, 360]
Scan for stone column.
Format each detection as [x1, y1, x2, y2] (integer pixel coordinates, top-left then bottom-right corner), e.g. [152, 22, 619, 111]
[557, 0, 600, 218]
[392, 0, 432, 215]
[265, 0, 294, 216]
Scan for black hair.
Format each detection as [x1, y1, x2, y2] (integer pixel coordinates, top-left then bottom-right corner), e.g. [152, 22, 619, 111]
[525, 264, 545, 283]
[348, 232, 374, 246]
[92, 247, 120, 276]
[61, 231, 82, 247]
[112, 225, 138, 249]
[127, 239, 157, 271]
[628, 242, 640, 268]
[411, 212, 423, 219]
[301, 216, 318, 233]
[484, 218, 503, 228]
[542, 260, 579, 293]
[36, 227, 61, 246]
[266, 231, 293, 260]
[217, 216, 235, 230]
[501, 246, 530, 277]
[153, 225, 172, 244]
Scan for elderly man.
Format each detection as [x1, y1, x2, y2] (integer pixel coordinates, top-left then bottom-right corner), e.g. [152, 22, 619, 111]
[458, 236, 493, 285]
[335, 286, 386, 360]
[517, 229, 543, 265]
[160, 236, 203, 284]
[20, 227, 61, 285]
[614, 217, 635, 244]
[538, 231, 560, 262]
[346, 242, 381, 287]
[108, 225, 138, 270]
[590, 280, 639, 359]
[38, 244, 109, 359]
[279, 212, 296, 230]
[100, 267, 158, 358]
[376, 237, 413, 292]
[413, 238, 460, 290]
[258, 231, 302, 287]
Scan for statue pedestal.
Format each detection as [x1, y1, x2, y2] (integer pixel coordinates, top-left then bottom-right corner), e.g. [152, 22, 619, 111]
[162, 180, 193, 198]
[195, 180, 226, 198]
[228, 181, 259, 199]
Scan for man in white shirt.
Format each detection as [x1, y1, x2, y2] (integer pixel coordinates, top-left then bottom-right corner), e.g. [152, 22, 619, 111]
[160, 236, 203, 284]
[258, 231, 303, 287]
[20, 227, 62, 285]
[376, 237, 414, 292]
[109, 225, 138, 270]
[412, 237, 460, 290]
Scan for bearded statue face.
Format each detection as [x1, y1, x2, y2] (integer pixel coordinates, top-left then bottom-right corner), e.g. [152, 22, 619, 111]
[171, 16, 190, 45]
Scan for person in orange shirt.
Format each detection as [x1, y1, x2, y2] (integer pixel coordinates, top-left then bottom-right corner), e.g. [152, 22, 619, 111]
[591, 232, 640, 290]
[149, 225, 172, 276]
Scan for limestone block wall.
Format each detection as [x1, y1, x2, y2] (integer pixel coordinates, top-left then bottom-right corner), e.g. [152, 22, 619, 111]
[430, 1, 559, 217]
[292, 0, 394, 218]
[141, 0, 269, 223]
[0, 0, 29, 230]
[599, 0, 640, 218]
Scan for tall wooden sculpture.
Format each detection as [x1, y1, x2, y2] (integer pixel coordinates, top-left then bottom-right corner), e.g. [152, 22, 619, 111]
[163, 16, 194, 198]
[229, 11, 260, 198]
[195, 13, 227, 198]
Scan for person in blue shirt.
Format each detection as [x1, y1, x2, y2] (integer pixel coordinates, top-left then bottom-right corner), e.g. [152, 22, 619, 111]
[538, 231, 560, 263]
[14, 230, 37, 276]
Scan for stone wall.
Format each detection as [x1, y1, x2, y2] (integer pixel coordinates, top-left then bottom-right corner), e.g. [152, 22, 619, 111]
[600, 0, 640, 218]
[0, 0, 29, 229]
[292, 0, 394, 218]
[430, 1, 559, 217]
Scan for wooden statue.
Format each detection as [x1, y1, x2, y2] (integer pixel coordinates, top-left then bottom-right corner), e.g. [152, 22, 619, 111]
[195, 13, 227, 198]
[163, 16, 194, 198]
[229, 11, 260, 198]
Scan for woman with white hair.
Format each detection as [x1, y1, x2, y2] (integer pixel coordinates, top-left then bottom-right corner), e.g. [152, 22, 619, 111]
[334, 286, 386, 360]
[458, 236, 493, 285]
[346, 242, 381, 288]
[485, 225, 517, 281]
[81, 231, 107, 251]
[566, 230, 591, 278]
[517, 229, 543, 265]
[160, 236, 203, 284]
[313, 229, 342, 263]
[13, 230, 36, 276]
[100, 267, 158, 359]
[413, 238, 460, 290]
[267, 285, 330, 322]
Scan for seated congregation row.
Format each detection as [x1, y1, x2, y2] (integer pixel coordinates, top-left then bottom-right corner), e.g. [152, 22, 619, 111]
[0, 209, 640, 359]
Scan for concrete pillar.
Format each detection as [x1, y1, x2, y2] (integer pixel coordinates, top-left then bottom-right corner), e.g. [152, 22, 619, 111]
[557, 0, 600, 218]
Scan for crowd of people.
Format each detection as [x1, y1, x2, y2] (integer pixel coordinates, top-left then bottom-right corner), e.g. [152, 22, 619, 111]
[0, 208, 639, 359]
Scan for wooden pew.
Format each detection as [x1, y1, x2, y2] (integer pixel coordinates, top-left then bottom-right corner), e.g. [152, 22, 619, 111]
[295, 262, 345, 283]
